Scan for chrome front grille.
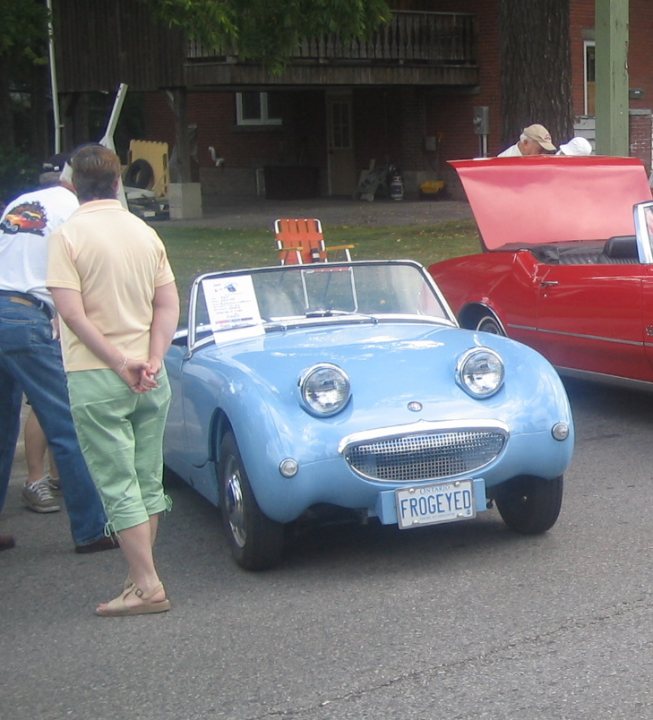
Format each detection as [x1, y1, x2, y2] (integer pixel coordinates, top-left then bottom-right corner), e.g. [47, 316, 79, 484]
[344, 428, 507, 482]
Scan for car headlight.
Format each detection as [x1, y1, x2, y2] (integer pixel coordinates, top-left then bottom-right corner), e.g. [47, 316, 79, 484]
[299, 363, 351, 416]
[456, 347, 504, 398]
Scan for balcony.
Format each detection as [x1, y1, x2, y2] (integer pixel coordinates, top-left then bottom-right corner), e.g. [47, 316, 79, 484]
[184, 11, 478, 87]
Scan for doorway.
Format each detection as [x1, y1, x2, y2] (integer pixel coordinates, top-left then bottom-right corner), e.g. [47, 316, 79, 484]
[326, 92, 356, 196]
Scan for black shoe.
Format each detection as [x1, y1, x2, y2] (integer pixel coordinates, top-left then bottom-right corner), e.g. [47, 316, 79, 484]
[0, 533, 16, 551]
[75, 534, 119, 554]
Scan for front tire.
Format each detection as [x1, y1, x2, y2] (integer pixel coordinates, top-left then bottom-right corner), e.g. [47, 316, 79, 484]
[218, 431, 284, 570]
[494, 475, 563, 534]
[476, 314, 505, 335]
[1, 221, 18, 234]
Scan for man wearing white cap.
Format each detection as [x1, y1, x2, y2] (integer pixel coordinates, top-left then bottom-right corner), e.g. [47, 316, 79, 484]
[557, 136, 593, 156]
[498, 123, 556, 156]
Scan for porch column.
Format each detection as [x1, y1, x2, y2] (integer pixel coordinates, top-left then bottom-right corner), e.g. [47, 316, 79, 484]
[595, 0, 629, 155]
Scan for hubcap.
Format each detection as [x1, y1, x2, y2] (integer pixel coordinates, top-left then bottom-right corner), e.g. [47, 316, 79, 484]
[225, 457, 247, 548]
[478, 318, 501, 335]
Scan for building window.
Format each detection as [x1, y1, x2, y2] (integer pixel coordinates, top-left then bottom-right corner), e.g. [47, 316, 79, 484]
[584, 41, 595, 116]
[236, 92, 282, 126]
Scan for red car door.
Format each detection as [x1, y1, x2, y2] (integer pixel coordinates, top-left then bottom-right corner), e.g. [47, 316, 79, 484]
[534, 263, 652, 381]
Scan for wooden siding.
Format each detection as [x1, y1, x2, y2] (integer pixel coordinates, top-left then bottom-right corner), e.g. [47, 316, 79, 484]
[184, 63, 478, 88]
[53, 4, 477, 93]
[188, 11, 475, 65]
[185, 11, 477, 87]
[53, 0, 185, 92]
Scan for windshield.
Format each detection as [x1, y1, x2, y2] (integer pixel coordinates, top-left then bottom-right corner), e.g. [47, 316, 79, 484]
[188, 261, 452, 339]
[634, 201, 653, 264]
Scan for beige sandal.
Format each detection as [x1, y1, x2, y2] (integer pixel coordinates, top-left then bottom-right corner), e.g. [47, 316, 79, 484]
[96, 582, 171, 617]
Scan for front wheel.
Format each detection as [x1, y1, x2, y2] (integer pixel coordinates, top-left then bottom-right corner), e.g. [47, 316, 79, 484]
[475, 314, 505, 335]
[0, 221, 18, 234]
[218, 431, 284, 570]
[494, 475, 563, 534]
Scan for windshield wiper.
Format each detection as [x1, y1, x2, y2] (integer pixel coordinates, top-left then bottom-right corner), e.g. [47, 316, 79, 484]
[305, 309, 378, 323]
[305, 308, 341, 317]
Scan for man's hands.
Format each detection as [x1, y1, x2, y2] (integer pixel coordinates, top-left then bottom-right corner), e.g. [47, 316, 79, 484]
[115, 357, 161, 393]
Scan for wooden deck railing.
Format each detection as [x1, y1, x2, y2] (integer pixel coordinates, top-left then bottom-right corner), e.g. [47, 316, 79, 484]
[187, 11, 476, 66]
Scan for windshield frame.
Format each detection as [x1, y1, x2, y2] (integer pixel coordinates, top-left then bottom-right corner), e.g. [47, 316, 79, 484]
[184, 259, 457, 355]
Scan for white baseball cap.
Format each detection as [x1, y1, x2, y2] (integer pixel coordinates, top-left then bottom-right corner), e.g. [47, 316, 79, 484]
[558, 137, 592, 156]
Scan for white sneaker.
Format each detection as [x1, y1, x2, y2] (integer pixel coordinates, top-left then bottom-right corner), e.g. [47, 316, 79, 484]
[22, 478, 61, 513]
[47, 474, 61, 494]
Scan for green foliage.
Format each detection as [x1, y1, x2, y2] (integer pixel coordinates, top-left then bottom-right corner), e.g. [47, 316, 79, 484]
[0, 146, 39, 207]
[0, 0, 50, 161]
[0, 0, 49, 59]
[149, 0, 391, 72]
[148, 0, 236, 45]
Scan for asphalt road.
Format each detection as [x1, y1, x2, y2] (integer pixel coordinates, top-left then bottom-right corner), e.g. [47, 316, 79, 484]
[2, 378, 653, 720]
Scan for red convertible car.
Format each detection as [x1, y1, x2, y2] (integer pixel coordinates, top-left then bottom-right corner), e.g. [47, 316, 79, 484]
[428, 156, 653, 389]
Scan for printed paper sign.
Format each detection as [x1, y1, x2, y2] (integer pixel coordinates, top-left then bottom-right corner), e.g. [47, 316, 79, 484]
[202, 276, 264, 342]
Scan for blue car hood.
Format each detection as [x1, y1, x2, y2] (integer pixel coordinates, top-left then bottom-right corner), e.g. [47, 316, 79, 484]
[216, 321, 467, 375]
[199, 320, 558, 423]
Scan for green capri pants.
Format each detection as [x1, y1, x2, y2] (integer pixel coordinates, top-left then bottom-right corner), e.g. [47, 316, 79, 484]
[67, 368, 172, 533]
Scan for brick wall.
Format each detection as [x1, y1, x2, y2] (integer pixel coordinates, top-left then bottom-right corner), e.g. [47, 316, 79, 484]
[569, 0, 594, 116]
[627, 0, 653, 116]
[629, 110, 652, 176]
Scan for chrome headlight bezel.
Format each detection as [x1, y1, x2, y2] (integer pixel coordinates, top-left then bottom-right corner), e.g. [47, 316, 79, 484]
[456, 347, 505, 398]
[298, 363, 351, 417]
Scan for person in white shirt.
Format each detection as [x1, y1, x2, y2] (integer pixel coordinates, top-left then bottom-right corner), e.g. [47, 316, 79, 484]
[0, 166, 114, 553]
[498, 123, 556, 156]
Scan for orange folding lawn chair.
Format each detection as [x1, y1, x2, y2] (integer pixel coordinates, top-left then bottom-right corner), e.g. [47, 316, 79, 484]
[274, 218, 354, 265]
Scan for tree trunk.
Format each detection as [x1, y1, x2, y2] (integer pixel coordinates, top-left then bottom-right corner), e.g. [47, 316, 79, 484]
[166, 88, 192, 183]
[499, 0, 573, 150]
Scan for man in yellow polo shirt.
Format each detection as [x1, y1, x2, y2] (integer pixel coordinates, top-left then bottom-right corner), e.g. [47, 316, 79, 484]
[48, 145, 179, 616]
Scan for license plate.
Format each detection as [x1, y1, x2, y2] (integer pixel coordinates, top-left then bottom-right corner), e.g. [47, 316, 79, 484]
[144, 210, 156, 217]
[395, 479, 475, 529]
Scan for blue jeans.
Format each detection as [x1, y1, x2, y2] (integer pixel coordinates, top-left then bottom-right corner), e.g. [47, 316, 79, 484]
[0, 296, 108, 546]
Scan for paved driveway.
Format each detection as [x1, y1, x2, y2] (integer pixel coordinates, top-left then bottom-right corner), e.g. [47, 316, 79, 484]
[3, 380, 653, 720]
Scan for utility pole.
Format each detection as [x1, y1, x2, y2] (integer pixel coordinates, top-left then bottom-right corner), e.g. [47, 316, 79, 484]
[595, 0, 629, 156]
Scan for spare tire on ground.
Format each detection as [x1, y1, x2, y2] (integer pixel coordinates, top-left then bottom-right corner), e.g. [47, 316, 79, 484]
[124, 159, 154, 189]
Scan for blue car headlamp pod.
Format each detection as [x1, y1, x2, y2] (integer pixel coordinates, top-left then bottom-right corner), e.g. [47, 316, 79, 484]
[299, 363, 351, 416]
[456, 347, 504, 398]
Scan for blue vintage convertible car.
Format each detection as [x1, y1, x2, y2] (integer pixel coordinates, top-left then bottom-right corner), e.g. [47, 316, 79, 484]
[164, 260, 574, 569]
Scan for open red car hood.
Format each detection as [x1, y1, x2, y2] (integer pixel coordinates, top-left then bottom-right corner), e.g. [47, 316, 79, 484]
[451, 156, 653, 250]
